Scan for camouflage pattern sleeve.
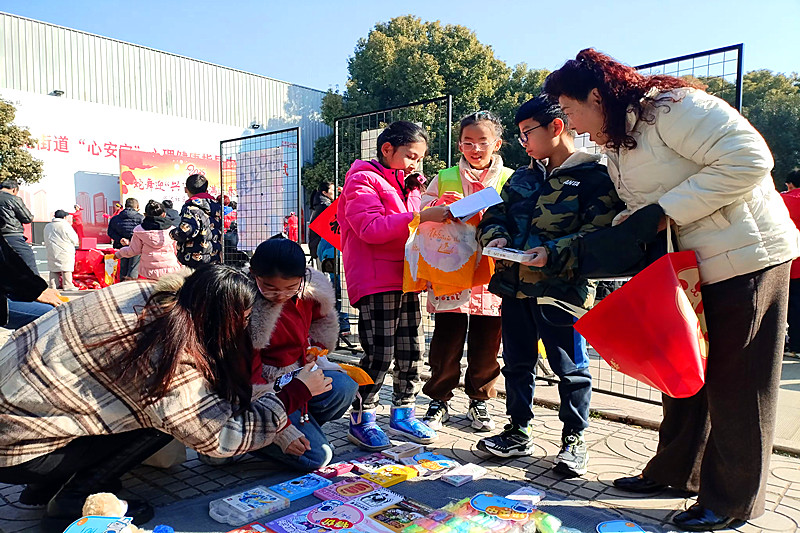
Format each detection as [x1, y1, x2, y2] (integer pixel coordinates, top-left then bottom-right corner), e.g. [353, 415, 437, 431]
[542, 178, 623, 279]
[477, 180, 514, 247]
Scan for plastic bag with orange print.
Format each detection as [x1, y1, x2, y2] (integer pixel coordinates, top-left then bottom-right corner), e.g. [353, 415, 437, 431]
[572, 222, 708, 398]
[402, 214, 493, 302]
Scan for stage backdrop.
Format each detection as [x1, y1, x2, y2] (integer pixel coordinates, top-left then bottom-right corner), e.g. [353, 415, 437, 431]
[2, 88, 244, 243]
[119, 150, 235, 209]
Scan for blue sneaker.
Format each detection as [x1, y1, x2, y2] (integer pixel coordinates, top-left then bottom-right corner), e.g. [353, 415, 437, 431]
[348, 409, 391, 451]
[388, 405, 437, 444]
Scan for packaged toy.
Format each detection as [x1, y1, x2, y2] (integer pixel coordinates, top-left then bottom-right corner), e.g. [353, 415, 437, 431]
[383, 443, 425, 461]
[369, 500, 434, 533]
[209, 486, 289, 525]
[314, 461, 355, 479]
[266, 500, 393, 533]
[270, 473, 332, 501]
[441, 463, 487, 486]
[360, 464, 419, 487]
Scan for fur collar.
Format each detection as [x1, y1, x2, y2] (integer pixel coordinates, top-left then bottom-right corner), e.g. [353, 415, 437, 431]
[249, 267, 336, 351]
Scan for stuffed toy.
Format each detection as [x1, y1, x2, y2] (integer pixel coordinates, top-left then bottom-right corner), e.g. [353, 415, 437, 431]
[81, 493, 174, 533]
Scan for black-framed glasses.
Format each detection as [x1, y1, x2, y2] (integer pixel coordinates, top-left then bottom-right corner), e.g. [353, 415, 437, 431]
[516, 124, 547, 146]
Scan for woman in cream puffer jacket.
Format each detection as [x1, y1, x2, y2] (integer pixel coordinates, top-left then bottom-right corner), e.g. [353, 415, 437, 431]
[544, 48, 799, 529]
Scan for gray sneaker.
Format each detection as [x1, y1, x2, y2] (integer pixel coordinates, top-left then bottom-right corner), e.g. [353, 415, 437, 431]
[467, 400, 495, 432]
[554, 433, 588, 476]
[423, 400, 449, 430]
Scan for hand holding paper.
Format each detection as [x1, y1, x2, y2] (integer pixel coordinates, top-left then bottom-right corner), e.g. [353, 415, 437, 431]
[448, 187, 503, 220]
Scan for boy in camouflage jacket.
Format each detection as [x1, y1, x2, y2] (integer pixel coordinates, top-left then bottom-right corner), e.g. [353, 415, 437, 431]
[475, 96, 622, 476]
[170, 174, 223, 268]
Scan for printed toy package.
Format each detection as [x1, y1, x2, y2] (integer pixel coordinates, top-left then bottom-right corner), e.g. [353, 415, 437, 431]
[348, 488, 404, 513]
[351, 453, 397, 474]
[313, 478, 385, 501]
[441, 463, 487, 486]
[383, 443, 425, 461]
[266, 500, 394, 533]
[369, 500, 434, 533]
[224, 522, 271, 533]
[314, 461, 355, 479]
[62, 516, 133, 533]
[209, 486, 290, 525]
[270, 473, 332, 501]
[360, 464, 419, 487]
[400, 452, 460, 480]
[596, 521, 646, 533]
[504, 486, 545, 506]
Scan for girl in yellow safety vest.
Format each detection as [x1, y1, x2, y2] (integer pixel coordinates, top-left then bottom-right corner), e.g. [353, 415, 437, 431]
[420, 111, 514, 432]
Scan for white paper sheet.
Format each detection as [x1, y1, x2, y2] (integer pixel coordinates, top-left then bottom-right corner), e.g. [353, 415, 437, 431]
[448, 187, 503, 220]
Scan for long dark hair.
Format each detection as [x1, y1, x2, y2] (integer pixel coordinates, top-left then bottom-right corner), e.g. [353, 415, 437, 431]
[542, 48, 705, 150]
[375, 121, 429, 193]
[102, 265, 258, 408]
[250, 236, 307, 279]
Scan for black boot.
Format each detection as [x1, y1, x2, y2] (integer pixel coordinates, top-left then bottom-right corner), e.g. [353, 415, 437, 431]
[41, 429, 172, 533]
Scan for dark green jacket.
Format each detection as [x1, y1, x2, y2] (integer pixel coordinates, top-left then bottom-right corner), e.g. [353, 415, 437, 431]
[477, 152, 622, 308]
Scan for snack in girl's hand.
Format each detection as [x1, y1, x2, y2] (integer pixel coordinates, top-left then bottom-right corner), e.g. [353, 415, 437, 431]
[273, 364, 319, 393]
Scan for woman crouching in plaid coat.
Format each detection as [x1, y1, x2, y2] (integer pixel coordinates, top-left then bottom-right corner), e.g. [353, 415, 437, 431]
[0, 265, 332, 532]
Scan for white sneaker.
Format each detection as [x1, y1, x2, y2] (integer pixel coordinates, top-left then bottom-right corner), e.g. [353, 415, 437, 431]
[467, 400, 495, 432]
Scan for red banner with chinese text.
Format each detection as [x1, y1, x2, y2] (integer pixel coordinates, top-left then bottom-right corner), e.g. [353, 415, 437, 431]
[308, 197, 341, 251]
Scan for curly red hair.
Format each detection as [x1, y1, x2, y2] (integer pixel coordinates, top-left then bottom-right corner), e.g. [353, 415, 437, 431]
[543, 48, 705, 150]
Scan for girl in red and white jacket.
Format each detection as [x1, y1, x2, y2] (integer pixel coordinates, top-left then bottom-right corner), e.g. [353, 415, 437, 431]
[337, 121, 450, 450]
[248, 236, 357, 471]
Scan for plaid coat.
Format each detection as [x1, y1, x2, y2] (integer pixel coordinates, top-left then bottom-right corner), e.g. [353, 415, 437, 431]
[0, 280, 288, 467]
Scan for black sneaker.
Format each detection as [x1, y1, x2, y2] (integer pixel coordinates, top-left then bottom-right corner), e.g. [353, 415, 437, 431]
[423, 400, 449, 430]
[476, 423, 533, 457]
[554, 433, 588, 476]
[467, 400, 495, 432]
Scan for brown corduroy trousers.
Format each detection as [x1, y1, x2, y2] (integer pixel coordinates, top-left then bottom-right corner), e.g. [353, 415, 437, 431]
[642, 261, 790, 520]
[422, 313, 502, 402]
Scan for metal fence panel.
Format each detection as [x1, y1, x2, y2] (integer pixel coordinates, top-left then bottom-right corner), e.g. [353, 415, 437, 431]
[220, 128, 301, 266]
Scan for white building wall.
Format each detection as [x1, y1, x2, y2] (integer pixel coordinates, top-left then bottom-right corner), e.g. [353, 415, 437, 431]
[0, 11, 330, 163]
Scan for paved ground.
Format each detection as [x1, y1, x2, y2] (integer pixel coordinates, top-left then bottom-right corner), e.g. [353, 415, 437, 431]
[2, 378, 800, 533]
[3, 296, 800, 532]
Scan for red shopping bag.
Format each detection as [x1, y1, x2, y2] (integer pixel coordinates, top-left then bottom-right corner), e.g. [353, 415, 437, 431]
[574, 238, 709, 398]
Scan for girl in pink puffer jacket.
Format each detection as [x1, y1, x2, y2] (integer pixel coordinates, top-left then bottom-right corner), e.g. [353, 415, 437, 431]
[116, 200, 182, 280]
[338, 121, 450, 451]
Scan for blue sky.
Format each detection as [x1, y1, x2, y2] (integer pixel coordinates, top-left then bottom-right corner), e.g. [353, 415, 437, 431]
[3, 0, 798, 92]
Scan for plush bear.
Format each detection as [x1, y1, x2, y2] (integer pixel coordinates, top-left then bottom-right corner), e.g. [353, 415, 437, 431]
[81, 493, 174, 533]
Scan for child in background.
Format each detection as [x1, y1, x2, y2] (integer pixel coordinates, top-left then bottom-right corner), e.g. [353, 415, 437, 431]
[476, 96, 622, 477]
[43, 210, 79, 290]
[170, 174, 222, 268]
[338, 121, 451, 451]
[420, 111, 514, 432]
[248, 237, 358, 471]
[116, 200, 182, 281]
